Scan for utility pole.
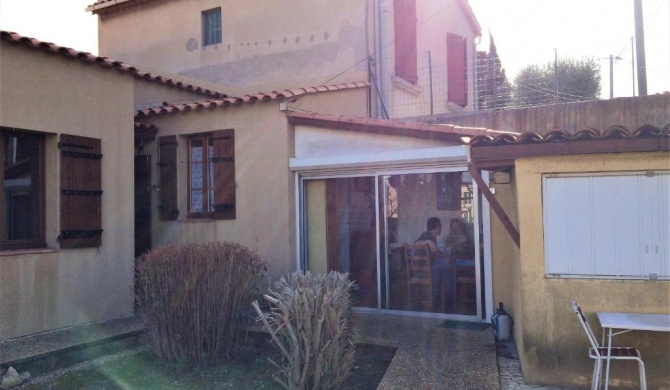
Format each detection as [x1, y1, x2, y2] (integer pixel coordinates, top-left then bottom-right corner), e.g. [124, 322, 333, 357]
[554, 49, 558, 104]
[631, 36, 636, 97]
[634, 0, 647, 95]
[610, 55, 614, 99]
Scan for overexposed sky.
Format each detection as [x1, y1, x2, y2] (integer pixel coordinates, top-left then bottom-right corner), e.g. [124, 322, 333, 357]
[469, 0, 669, 97]
[0, 0, 668, 98]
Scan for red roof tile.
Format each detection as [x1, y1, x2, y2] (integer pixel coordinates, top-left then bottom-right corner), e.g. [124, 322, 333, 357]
[135, 82, 369, 117]
[286, 111, 516, 142]
[1, 30, 225, 98]
[134, 122, 158, 140]
[469, 125, 670, 146]
[469, 124, 670, 162]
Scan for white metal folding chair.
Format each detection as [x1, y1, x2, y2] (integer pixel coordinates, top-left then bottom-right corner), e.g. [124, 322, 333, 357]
[571, 301, 646, 390]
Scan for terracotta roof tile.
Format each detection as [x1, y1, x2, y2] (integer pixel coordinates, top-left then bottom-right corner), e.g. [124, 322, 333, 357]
[136, 82, 369, 117]
[469, 124, 669, 162]
[286, 111, 517, 142]
[1, 30, 225, 98]
[469, 124, 669, 146]
[134, 122, 158, 140]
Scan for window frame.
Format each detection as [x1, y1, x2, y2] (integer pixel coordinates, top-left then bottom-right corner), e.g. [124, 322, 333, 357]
[187, 133, 214, 218]
[186, 130, 236, 220]
[202, 7, 222, 47]
[0, 128, 46, 251]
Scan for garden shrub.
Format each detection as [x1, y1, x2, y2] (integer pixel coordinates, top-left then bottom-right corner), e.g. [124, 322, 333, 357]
[136, 242, 266, 363]
[252, 271, 355, 390]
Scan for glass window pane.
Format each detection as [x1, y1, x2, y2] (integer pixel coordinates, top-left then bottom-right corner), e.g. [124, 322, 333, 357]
[304, 177, 378, 308]
[191, 162, 203, 190]
[203, 8, 222, 46]
[3, 134, 40, 241]
[191, 189, 204, 212]
[385, 172, 476, 315]
[190, 140, 203, 162]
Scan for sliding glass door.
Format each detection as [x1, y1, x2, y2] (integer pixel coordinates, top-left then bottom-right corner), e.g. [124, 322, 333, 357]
[302, 169, 483, 317]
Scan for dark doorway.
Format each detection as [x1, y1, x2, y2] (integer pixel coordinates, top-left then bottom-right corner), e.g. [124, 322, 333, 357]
[134, 155, 151, 258]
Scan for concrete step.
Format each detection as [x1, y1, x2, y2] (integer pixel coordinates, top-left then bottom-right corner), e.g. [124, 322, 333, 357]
[0, 316, 144, 377]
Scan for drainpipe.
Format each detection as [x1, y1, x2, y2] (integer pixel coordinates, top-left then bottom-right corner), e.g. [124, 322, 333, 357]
[377, 0, 390, 119]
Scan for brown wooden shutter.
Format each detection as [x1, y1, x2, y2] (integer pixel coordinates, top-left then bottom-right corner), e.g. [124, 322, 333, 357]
[447, 33, 468, 106]
[158, 135, 179, 220]
[211, 129, 235, 220]
[394, 0, 418, 84]
[59, 134, 102, 248]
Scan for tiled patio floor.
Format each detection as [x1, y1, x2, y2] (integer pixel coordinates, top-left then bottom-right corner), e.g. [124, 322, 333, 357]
[1, 313, 579, 389]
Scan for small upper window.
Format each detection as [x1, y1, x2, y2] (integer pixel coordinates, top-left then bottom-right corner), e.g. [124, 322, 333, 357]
[202, 8, 222, 46]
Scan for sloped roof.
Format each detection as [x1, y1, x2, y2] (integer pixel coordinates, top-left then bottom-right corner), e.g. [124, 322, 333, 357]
[87, 0, 481, 35]
[287, 111, 515, 142]
[135, 82, 369, 117]
[457, 0, 482, 37]
[1, 31, 225, 98]
[470, 124, 670, 162]
[86, 0, 155, 14]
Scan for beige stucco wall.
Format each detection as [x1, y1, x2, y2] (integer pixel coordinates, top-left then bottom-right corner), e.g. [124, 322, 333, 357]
[513, 152, 670, 389]
[0, 43, 136, 340]
[138, 88, 368, 281]
[98, 0, 370, 92]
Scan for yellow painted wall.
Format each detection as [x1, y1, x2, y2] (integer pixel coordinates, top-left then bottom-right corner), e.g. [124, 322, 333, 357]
[514, 152, 670, 389]
[0, 43, 136, 339]
[489, 175, 521, 333]
[306, 180, 328, 275]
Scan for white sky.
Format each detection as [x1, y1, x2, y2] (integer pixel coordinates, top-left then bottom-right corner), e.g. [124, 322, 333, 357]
[0, 0, 668, 98]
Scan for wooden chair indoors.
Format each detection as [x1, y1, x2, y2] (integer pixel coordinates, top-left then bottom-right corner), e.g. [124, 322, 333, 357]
[404, 244, 433, 312]
[455, 260, 476, 313]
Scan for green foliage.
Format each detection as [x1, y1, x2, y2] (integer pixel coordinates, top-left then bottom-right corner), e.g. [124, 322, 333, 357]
[513, 57, 602, 106]
[135, 242, 267, 363]
[252, 271, 355, 390]
[476, 36, 512, 110]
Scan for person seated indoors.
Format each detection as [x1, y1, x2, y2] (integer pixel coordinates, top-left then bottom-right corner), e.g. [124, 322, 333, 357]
[445, 218, 474, 259]
[414, 217, 452, 310]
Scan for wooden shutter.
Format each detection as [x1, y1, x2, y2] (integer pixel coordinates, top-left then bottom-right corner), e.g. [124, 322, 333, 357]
[394, 0, 418, 84]
[211, 129, 235, 219]
[59, 134, 102, 248]
[447, 33, 467, 106]
[158, 135, 179, 220]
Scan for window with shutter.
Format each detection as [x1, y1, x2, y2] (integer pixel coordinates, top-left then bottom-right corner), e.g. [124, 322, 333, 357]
[188, 129, 235, 220]
[158, 135, 179, 220]
[447, 33, 468, 106]
[0, 129, 46, 250]
[394, 0, 418, 84]
[59, 134, 102, 249]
